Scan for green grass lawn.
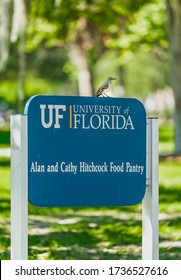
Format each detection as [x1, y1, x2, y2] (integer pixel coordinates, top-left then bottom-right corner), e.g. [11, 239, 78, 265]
[0, 122, 180, 260]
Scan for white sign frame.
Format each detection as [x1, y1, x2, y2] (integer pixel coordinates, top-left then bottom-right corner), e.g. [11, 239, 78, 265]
[10, 115, 159, 260]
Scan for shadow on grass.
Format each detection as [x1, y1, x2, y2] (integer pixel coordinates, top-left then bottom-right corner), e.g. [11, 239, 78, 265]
[46, 246, 140, 260]
[159, 184, 181, 203]
[0, 198, 11, 214]
[160, 247, 181, 260]
[28, 214, 142, 260]
[0, 129, 10, 147]
[0, 228, 10, 260]
[0, 158, 10, 167]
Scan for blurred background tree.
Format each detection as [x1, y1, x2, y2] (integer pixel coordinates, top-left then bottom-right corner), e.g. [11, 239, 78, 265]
[167, 0, 181, 154]
[0, 0, 181, 154]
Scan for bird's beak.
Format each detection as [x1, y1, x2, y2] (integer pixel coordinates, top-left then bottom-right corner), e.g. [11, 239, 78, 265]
[112, 77, 116, 80]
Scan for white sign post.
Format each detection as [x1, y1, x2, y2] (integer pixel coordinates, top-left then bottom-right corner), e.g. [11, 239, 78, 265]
[10, 115, 159, 260]
[11, 115, 28, 260]
[142, 117, 159, 260]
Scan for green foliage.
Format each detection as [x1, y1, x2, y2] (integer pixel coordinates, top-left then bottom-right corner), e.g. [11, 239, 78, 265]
[0, 0, 169, 107]
[26, 0, 165, 55]
[0, 46, 78, 106]
[0, 76, 67, 107]
[128, 0, 167, 48]
[124, 50, 169, 96]
[30, 1, 157, 39]
[0, 80, 18, 105]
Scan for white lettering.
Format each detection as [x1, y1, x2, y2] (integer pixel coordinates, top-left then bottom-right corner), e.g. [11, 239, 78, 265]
[60, 162, 77, 175]
[30, 162, 45, 172]
[124, 115, 135, 130]
[40, 104, 66, 129]
[40, 104, 54, 128]
[110, 162, 124, 172]
[79, 162, 108, 172]
[126, 162, 144, 174]
[73, 114, 81, 129]
[90, 114, 101, 129]
[72, 114, 134, 130]
[54, 105, 66, 128]
[40, 104, 135, 130]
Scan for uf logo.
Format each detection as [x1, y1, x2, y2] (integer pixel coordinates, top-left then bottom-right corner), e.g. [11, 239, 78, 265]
[40, 104, 66, 128]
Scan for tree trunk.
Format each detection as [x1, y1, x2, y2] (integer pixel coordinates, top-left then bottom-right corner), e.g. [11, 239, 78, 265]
[68, 43, 93, 96]
[67, 18, 97, 96]
[18, 25, 26, 112]
[11, 0, 27, 112]
[167, 0, 181, 154]
[0, 0, 12, 71]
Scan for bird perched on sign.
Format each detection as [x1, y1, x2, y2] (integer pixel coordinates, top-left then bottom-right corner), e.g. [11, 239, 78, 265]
[94, 77, 116, 97]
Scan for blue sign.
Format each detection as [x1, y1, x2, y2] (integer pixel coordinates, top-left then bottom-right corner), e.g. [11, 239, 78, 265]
[25, 95, 146, 207]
